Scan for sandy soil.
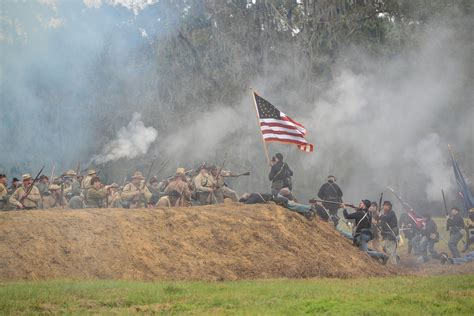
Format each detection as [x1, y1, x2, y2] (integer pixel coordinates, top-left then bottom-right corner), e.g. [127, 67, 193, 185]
[0, 203, 400, 281]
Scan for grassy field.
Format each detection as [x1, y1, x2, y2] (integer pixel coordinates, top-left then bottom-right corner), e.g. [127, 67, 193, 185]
[1, 275, 473, 315]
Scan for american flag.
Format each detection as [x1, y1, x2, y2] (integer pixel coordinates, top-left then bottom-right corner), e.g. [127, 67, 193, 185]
[253, 92, 314, 152]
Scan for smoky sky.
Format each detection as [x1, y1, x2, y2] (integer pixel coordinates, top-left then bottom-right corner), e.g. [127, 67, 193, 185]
[0, 0, 177, 171]
[1, 2, 472, 214]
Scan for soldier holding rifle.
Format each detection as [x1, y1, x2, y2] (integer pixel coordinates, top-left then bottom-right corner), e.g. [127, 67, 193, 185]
[85, 177, 109, 208]
[9, 172, 43, 210]
[317, 175, 343, 217]
[447, 207, 465, 258]
[342, 199, 389, 263]
[43, 184, 68, 209]
[379, 201, 399, 265]
[121, 171, 152, 208]
[193, 165, 217, 205]
[164, 168, 192, 207]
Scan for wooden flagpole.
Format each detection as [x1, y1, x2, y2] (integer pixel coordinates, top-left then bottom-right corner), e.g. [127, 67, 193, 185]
[251, 88, 271, 165]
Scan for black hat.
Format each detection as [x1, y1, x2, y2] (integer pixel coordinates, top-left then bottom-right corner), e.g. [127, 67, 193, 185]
[362, 199, 371, 209]
[0, 174, 5, 178]
[12, 177, 20, 182]
[275, 153, 283, 161]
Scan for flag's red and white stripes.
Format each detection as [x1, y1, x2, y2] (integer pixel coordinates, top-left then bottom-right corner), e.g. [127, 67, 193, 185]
[259, 113, 314, 152]
[407, 210, 425, 229]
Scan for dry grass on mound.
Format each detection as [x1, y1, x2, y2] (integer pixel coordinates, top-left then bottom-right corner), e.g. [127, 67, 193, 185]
[0, 203, 397, 281]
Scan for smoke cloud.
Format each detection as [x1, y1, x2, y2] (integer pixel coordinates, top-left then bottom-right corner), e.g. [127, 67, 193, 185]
[162, 107, 242, 161]
[150, 16, 471, 212]
[92, 113, 157, 164]
[1, 2, 472, 214]
[404, 133, 453, 201]
[0, 0, 179, 173]
[295, 20, 469, 206]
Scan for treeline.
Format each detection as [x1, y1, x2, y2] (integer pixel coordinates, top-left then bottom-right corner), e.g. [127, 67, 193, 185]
[86, 0, 472, 203]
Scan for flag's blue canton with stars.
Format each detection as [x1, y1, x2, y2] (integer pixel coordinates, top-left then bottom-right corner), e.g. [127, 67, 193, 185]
[255, 95, 280, 119]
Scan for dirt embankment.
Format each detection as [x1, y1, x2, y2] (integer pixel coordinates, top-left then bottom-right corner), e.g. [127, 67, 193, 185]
[0, 203, 397, 281]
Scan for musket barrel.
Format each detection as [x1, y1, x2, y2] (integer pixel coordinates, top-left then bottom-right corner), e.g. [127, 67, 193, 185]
[309, 199, 355, 208]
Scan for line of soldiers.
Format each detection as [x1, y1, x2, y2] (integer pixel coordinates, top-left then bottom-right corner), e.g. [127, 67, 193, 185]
[266, 157, 473, 266]
[2, 153, 473, 266]
[0, 164, 241, 211]
[246, 154, 395, 265]
[398, 206, 474, 262]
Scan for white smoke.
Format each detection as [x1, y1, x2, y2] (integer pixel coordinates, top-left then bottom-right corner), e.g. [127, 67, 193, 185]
[162, 107, 242, 161]
[404, 133, 454, 201]
[83, 0, 102, 9]
[92, 112, 158, 164]
[83, 0, 159, 15]
[244, 21, 466, 204]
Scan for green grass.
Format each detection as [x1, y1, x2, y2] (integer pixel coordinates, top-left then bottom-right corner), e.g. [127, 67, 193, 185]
[1, 276, 473, 315]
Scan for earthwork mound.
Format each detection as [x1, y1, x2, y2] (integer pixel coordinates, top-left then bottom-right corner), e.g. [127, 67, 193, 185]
[0, 203, 397, 281]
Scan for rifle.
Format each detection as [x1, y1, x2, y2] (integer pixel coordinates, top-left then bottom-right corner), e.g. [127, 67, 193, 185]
[386, 186, 415, 212]
[105, 184, 110, 208]
[442, 189, 466, 246]
[60, 182, 65, 207]
[165, 169, 194, 181]
[75, 162, 81, 176]
[19, 165, 45, 206]
[384, 222, 399, 245]
[80, 165, 89, 175]
[154, 159, 170, 179]
[378, 192, 383, 212]
[208, 154, 227, 204]
[441, 189, 449, 216]
[50, 165, 55, 183]
[96, 165, 104, 177]
[317, 202, 351, 228]
[216, 156, 227, 182]
[141, 158, 158, 207]
[143, 158, 157, 188]
[222, 172, 251, 178]
[308, 199, 356, 209]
